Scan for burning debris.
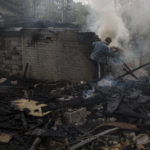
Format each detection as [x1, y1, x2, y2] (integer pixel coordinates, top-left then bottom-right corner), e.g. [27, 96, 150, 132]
[1, 1, 150, 150]
[0, 60, 150, 150]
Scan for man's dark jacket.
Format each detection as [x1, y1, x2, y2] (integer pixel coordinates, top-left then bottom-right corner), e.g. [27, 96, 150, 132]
[90, 41, 112, 64]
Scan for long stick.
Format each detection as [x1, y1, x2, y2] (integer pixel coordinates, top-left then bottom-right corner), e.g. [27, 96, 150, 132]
[123, 63, 138, 79]
[23, 63, 29, 80]
[123, 68, 137, 80]
[30, 137, 41, 150]
[30, 118, 52, 150]
[118, 57, 137, 79]
[70, 128, 118, 150]
[116, 61, 150, 80]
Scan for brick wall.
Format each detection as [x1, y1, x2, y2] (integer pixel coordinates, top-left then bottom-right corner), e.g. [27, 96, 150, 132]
[0, 28, 95, 81]
[0, 32, 22, 76]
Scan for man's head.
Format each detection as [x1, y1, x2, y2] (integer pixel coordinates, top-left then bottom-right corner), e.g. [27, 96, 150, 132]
[104, 37, 112, 45]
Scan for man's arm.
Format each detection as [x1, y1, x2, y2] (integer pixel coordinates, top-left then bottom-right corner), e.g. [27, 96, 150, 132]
[103, 47, 114, 57]
[103, 45, 120, 57]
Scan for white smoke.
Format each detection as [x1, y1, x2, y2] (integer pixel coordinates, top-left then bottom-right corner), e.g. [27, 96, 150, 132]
[87, 0, 150, 51]
[122, 0, 150, 36]
[87, 0, 150, 77]
[87, 0, 129, 45]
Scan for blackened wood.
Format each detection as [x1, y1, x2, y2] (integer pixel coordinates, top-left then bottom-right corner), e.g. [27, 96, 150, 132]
[21, 112, 28, 130]
[123, 63, 138, 79]
[123, 68, 137, 80]
[23, 63, 29, 80]
[0, 124, 23, 130]
[29, 119, 53, 150]
[30, 137, 41, 150]
[45, 94, 104, 111]
[26, 128, 67, 137]
[116, 61, 150, 80]
[70, 128, 118, 150]
[0, 107, 12, 115]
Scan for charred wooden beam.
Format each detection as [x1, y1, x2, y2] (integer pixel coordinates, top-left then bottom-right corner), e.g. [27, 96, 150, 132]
[116, 61, 150, 80]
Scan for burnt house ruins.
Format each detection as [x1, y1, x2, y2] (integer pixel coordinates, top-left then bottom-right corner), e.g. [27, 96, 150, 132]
[0, 0, 97, 81]
[1, 1, 150, 150]
[0, 28, 97, 81]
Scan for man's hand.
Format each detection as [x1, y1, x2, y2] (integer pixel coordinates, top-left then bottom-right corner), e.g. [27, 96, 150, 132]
[110, 46, 121, 53]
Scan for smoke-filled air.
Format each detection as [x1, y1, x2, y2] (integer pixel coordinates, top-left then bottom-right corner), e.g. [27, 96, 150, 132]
[87, 0, 129, 45]
[87, 0, 150, 68]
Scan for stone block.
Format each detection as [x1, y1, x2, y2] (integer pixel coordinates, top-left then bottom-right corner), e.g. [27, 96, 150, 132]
[64, 107, 90, 125]
[136, 134, 150, 145]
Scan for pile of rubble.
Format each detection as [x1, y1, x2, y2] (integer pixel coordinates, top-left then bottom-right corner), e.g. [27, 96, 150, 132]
[1, 74, 150, 150]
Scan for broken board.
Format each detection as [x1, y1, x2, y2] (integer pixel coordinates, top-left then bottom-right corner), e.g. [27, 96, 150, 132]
[12, 99, 51, 117]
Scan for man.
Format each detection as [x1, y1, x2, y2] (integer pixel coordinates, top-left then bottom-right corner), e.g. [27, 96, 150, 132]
[90, 37, 113, 80]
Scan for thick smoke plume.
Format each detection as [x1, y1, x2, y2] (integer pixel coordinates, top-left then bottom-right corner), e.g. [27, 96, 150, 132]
[87, 0, 150, 77]
[87, 0, 150, 51]
[87, 0, 129, 45]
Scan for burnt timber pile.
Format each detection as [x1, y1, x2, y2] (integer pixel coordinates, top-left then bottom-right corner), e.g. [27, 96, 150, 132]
[1, 63, 150, 150]
[1, 1, 150, 150]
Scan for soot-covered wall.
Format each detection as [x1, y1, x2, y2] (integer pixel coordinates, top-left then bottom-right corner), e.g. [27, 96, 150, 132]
[0, 28, 96, 81]
[0, 31, 22, 76]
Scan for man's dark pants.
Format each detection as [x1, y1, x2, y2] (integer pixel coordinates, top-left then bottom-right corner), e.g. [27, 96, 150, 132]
[93, 61, 106, 80]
